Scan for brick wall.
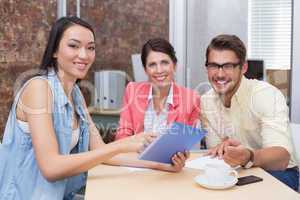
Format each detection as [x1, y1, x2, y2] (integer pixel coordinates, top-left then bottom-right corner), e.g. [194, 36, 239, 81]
[0, 0, 169, 139]
[0, 0, 57, 140]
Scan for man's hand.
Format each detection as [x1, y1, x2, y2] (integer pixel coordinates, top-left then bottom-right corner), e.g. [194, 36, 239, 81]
[206, 138, 241, 159]
[223, 146, 251, 167]
[207, 138, 251, 167]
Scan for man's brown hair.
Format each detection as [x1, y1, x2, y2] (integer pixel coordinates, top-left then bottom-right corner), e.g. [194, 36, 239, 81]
[206, 34, 247, 66]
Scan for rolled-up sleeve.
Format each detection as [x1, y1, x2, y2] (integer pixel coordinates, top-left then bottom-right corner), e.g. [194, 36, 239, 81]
[250, 84, 293, 154]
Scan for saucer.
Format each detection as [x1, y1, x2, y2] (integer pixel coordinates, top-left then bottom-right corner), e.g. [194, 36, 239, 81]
[194, 173, 238, 190]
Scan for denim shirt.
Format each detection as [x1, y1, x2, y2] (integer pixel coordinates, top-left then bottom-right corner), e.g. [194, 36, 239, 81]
[0, 71, 90, 200]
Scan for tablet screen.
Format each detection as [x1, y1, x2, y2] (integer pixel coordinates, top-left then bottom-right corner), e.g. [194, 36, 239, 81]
[139, 122, 207, 164]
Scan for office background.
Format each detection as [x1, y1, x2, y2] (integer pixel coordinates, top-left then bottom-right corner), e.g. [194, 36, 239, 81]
[0, 0, 299, 140]
[0, 0, 169, 139]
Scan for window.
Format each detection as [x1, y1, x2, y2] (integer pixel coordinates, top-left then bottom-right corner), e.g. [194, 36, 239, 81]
[248, 0, 292, 69]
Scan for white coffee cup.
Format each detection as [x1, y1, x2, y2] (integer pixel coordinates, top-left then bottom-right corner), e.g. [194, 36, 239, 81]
[201, 163, 238, 186]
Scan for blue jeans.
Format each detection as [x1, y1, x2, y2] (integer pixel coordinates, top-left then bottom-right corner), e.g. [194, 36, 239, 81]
[266, 167, 299, 191]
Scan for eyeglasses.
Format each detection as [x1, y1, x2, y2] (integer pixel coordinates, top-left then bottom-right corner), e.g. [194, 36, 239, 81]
[205, 62, 241, 73]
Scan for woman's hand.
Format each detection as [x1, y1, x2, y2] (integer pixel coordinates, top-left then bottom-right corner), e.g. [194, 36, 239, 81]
[155, 151, 190, 172]
[114, 132, 157, 153]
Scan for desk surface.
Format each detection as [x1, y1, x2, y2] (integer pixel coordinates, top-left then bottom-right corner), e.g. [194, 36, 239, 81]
[85, 153, 300, 200]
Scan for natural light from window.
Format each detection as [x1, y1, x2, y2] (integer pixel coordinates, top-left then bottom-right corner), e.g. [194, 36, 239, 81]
[248, 0, 292, 70]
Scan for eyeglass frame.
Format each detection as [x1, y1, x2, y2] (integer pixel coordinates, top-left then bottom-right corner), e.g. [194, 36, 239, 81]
[205, 62, 242, 73]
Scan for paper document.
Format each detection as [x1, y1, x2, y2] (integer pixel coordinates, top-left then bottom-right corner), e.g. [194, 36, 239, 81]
[186, 156, 230, 170]
[122, 166, 151, 172]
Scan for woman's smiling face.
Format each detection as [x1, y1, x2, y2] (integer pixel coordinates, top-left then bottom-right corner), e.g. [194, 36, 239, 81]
[54, 24, 96, 82]
[144, 50, 176, 88]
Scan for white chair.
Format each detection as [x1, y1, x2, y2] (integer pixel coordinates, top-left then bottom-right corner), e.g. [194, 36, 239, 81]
[290, 123, 300, 192]
[131, 54, 147, 82]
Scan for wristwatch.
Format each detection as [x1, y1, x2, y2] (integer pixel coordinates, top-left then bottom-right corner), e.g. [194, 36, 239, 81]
[243, 148, 254, 169]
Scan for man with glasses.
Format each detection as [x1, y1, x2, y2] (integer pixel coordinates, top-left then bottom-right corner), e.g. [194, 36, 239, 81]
[201, 34, 299, 190]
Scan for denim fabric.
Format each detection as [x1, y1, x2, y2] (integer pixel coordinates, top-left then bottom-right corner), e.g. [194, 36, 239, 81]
[266, 167, 299, 191]
[0, 71, 90, 200]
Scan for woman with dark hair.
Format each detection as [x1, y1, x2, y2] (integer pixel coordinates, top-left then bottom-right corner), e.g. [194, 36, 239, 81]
[115, 38, 201, 142]
[0, 18, 187, 200]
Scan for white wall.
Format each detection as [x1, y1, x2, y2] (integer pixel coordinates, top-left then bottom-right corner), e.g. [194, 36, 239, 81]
[186, 0, 248, 90]
[290, 0, 300, 123]
[169, 0, 187, 87]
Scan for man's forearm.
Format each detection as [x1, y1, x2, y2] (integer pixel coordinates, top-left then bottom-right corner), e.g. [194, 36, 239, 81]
[253, 146, 290, 171]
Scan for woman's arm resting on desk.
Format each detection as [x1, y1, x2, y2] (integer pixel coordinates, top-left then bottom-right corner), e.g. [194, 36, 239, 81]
[89, 115, 189, 172]
[87, 101, 189, 172]
[103, 151, 190, 173]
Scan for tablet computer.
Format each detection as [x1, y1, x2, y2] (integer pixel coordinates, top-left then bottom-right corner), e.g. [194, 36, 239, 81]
[138, 122, 207, 164]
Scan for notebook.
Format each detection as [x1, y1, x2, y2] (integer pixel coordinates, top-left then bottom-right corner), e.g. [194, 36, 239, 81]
[139, 122, 207, 164]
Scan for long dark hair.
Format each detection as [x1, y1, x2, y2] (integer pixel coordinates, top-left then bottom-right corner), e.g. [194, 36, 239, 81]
[13, 17, 95, 103]
[40, 16, 95, 75]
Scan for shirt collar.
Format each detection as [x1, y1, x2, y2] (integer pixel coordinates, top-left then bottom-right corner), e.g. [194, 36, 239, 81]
[147, 83, 174, 106]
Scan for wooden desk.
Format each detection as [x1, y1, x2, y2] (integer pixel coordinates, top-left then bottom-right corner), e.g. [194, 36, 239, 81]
[85, 154, 300, 200]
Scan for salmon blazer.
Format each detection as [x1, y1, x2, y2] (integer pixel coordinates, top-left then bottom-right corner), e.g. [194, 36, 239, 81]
[115, 81, 201, 140]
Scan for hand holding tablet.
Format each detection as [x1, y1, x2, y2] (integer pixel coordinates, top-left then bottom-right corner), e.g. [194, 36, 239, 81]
[139, 122, 207, 164]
